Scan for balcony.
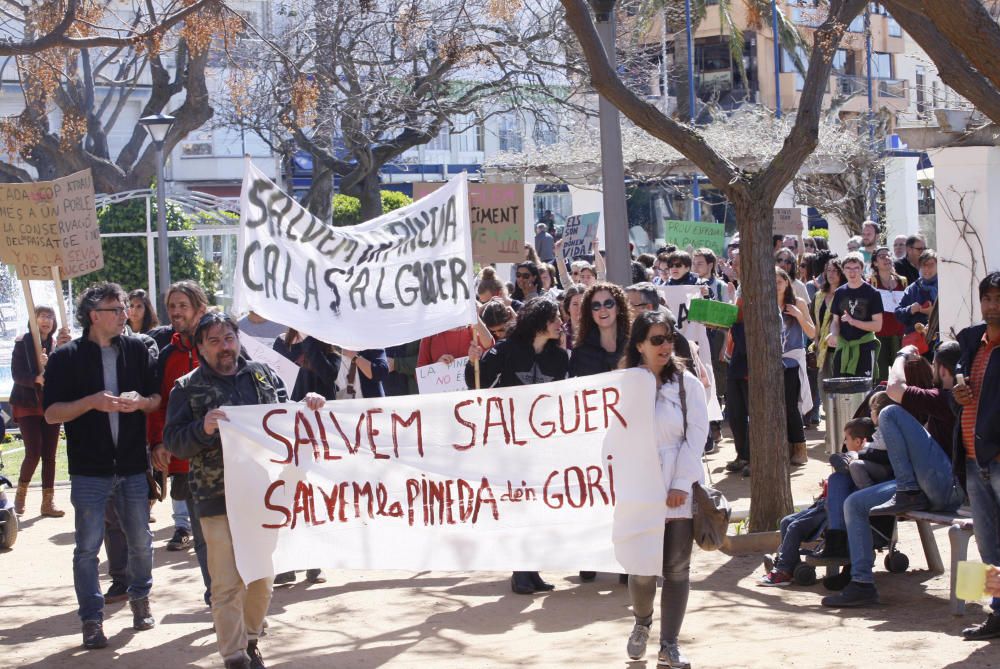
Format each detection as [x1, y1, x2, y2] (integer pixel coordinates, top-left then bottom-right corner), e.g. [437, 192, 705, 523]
[833, 75, 909, 113]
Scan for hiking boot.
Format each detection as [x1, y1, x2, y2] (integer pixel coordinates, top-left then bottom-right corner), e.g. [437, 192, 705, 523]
[305, 569, 326, 584]
[657, 641, 690, 668]
[710, 421, 723, 444]
[725, 458, 747, 473]
[274, 571, 296, 585]
[82, 620, 108, 649]
[104, 581, 128, 604]
[528, 572, 555, 591]
[626, 622, 650, 660]
[790, 442, 808, 466]
[962, 613, 1000, 641]
[40, 488, 65, 517]
[812, 529, 849, 560]
[829, 452, 853, 474]
[870, 490, 930, 516]
[166, 527, 192, 551]
[510, 572, 535, 594]
[130, 597, 155, 630]
[741, 464, 751, 477]
[821, 580, 879, 607]
[247, 639, 266, 669]
[13, 482, 28, 516]
[759, 569, 793, 587]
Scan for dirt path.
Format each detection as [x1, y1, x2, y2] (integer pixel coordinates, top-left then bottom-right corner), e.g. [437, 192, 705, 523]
[2, 431, 996, 668]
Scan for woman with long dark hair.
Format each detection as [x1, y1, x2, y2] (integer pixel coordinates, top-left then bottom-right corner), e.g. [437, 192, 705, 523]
[777, 267, 816, 466]
[560, 284, 586, 348]
[511, 261, 542, 302]
[813, 257, 846, 414]
[11, 305, 65, 517]
[466, 298, 569, 594]
[126, 288, 159, 334]
[623, 310, 707, 669]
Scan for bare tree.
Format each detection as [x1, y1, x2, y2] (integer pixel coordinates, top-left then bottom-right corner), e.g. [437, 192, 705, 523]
[219, 0, 587, 222]
[0, 0, 241, 192]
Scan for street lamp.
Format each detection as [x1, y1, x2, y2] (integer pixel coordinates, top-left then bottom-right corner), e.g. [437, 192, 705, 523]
[139, 113, 175, 315]
[587, 0, 631, 287]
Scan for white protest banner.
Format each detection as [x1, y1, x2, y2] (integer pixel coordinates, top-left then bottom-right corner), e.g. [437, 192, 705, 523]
[240, 334, 300, 394]
[561, 212, 600, 260]
[416, 356, 469, 394]
[235, 163, 477, 350]
[879, 289, 903, 313]
[218, 369, 667, 581]
[657, 285, 723, 421]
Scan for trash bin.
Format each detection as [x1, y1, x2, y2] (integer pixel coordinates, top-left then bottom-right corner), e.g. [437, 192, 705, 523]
[822, 376, 872, 454]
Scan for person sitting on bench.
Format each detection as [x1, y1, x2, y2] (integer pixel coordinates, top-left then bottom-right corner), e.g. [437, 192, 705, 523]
[869, 341, 964, 516]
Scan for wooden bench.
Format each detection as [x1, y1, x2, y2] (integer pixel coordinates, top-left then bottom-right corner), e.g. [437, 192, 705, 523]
[898, 508, 975, 615]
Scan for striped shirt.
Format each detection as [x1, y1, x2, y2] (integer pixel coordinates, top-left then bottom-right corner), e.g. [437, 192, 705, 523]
[962, 332, 999, 461]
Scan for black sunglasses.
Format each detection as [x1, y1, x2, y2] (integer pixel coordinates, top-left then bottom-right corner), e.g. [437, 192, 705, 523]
[668, 262, 686, 269]
[648, 334, 673, 346]
[591, 298, 616, 311]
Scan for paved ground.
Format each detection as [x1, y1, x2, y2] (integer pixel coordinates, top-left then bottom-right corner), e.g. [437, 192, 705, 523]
[2, 427, 998, 668]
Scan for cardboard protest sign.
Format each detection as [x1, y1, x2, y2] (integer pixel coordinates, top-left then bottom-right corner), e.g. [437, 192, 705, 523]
[416, 356, 469, 394]
[657, 285, 724, 421]
[561, 212, 600, 260]
[240, 334, 300, 394]
[218, 369, 667, 580]
[0, 170, 103, 280]
[664, 220, 725, 255]
[773, 208, 804, 236]
[413, 182, 526, 264]
[235, 164, 477, 350]
[878, 289, 903, 313]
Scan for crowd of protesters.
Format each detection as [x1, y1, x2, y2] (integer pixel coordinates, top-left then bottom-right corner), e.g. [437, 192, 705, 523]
[7, 211, 1000, 669]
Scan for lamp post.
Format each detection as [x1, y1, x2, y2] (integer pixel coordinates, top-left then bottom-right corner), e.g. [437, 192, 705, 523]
[138, 113, 175, 315]
[683, 0, 701, 221]
[587, 0, 631, 287]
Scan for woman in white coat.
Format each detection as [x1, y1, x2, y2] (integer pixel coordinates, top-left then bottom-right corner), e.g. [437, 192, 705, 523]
[624, 310, 709, 669]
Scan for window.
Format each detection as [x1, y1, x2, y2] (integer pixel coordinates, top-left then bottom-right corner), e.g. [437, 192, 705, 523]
[831, 49, 848, 75]
[497, 115, 523, 153]
[871, 52, 893, 79]
[887, 16, 902, 37]
[848, 14, 865, 32]
[426, 125, 450, 151]
[915, 66, 926, 115]
[452, 115, 484, 153]
[532, 118, 558, 147]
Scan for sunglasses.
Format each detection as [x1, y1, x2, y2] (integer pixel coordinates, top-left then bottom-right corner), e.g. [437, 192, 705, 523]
[648, 334, 673, 346]
[668, 262, 686, 269]
[591, 298, 616, 311]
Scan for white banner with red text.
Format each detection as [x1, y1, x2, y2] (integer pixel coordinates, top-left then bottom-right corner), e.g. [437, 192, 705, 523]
[234, 162, 477, 350]
[218, 369, 668, 582]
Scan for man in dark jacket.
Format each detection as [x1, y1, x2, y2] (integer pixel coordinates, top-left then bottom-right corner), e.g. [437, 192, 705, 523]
[43, 283, 160, 649]
[163, 312, 326, 669]
[954, 271, 1000, 641]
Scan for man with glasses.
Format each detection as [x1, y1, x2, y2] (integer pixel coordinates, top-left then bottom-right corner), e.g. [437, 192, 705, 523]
[894, 234, 925, 285]
[827, 253, 884, 378]
[43, 283, 161, 649]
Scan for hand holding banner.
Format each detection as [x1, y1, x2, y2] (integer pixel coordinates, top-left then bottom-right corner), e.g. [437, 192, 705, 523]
[235, 164, 477, 350]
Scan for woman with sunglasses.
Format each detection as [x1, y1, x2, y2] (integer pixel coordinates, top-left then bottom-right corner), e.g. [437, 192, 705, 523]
[868, 246, 907, 381]
[622, 310, 707, 669]
[569, 282, 631, 581]
[466, 297, 569, 595]
[512, 261, 542, 302]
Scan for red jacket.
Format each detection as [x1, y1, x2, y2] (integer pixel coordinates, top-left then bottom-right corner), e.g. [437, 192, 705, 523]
[148, 331, 199, 475]
[418, 329, 473, 367]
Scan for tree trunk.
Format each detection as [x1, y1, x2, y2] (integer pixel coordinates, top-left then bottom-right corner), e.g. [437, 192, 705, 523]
[730, 186, 794, 532]
[356, 172, 383, 223]
[303, 162, 334, 224]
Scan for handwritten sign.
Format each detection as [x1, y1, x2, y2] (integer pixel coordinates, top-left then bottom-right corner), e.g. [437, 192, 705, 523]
[413, 182, 526, 263]
[240, 334, 301, 394]
[218, 369, 667, 580]
[657, 284, 723, 422]
[561, 212, 601, 260]
[416, 356, 469, 394]
[878, 289, 903, 313]
[235, 164, 477, 350]
[664, 220, 725, 255]
[773, 208, 804, 236]
[0, 170, 103, 280]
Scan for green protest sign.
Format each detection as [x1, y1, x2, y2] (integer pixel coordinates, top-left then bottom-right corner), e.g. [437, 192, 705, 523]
[664, 220, 725, 255]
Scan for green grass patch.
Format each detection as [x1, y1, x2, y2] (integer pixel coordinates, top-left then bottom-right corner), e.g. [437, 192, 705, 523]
[0, 437, 70, 484]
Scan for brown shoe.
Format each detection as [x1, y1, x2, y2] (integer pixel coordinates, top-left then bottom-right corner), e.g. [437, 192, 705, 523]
[14, 482, 28, 516]
[41, 488, 65, 517]
[790, 442, 809, 466]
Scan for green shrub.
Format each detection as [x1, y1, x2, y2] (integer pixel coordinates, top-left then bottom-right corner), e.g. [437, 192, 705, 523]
[808, 228, 830, 240]
[71, 198, 221, 302]
[331, 190, 413, 227]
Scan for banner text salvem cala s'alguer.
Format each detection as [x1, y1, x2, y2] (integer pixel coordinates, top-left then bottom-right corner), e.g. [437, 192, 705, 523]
[236, 163, 477, 349]
[219, 369, 669, 582]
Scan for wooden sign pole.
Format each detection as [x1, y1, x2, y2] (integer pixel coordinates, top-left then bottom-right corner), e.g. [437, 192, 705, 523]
[19, 278, 45, 372]
[52, 266, 70, 334]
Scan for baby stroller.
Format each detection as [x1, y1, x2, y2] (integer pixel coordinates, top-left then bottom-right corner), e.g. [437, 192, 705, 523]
[0, 417, 17, 550]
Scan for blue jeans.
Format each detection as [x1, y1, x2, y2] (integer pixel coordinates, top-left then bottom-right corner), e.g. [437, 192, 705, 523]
[172, 497, 191, 533]
[71, 473, 153, 622]
[879, 405, 964, 511]
[844, 480, 897, 584]
[965, 458, 1000, 614]
[776, 502, 827, 572]
[825, 472, 855, 531]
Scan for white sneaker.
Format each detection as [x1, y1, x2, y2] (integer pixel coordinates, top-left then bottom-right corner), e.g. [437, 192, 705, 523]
[627, 622, 651, 660]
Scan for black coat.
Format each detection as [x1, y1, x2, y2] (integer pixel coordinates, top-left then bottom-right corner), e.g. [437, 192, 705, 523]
[466, 338, 569, 389]
[570, 329, 626, 377]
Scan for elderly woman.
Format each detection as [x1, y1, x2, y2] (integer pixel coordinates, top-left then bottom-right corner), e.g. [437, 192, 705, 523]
[623, 310, 708, 669]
